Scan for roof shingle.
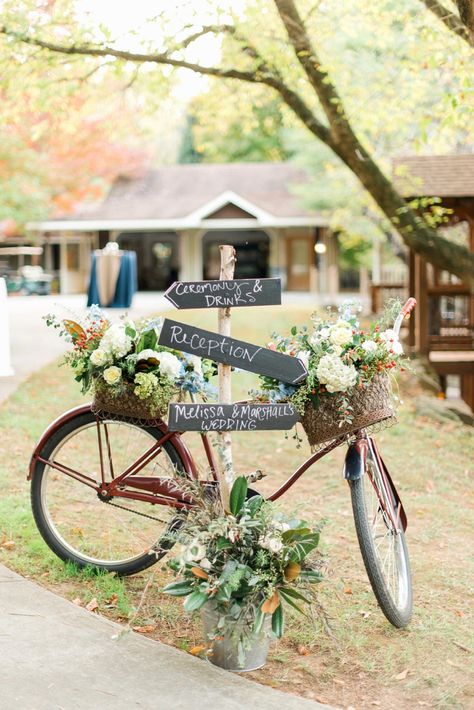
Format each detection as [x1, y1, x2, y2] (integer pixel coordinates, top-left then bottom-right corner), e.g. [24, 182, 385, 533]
[393, 154, 474, 198]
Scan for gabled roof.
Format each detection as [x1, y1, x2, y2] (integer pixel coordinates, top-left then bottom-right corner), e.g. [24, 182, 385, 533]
[393, 154, 474, 198]
[33, 162, 326, 231]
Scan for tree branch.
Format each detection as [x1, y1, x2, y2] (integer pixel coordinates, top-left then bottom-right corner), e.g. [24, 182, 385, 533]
[420, 0, 474, 47]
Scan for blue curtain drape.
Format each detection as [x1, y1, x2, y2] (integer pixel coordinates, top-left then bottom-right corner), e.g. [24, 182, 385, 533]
[87, 251, 137, 308]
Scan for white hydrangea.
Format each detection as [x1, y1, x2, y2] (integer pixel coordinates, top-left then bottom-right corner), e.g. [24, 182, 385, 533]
[90, 348, 110, 366]
[329, 321, 353, 347]
[100, 324, 132, 358]
[158, 351, 182, 381]
[316, 353, 358, 393]
[103, 366, 122, 385]
[361, 340, 377, 354]
[186, 354, 202, 375]
[136, 349, 161, 361]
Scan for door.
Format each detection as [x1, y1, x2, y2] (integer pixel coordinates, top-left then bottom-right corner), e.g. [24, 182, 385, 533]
[286, 235, 312, 291]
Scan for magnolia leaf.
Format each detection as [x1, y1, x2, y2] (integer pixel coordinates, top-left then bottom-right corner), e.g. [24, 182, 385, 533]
[299, 569, 323, 584]
[229, 476, 248, 516]
[284, 561, 301, 582]
[162, 580, 194, 596]
[63, 319, 86, 340]
[271, 603, 284, 638]
[261, 590, 280, 614]
[183, 591, 208, 612]
[191, 566, 209, 580]
[281, 527, 311, 543]
[278, 588, 305, 615]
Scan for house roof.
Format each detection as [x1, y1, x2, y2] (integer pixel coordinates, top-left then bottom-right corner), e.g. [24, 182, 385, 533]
[393, 154, 474, 198]
[34, 162, 326, 232]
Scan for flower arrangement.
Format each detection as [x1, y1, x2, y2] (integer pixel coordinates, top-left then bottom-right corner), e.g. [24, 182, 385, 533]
[45, 306, 215, 417]
[253, 300, 406, 445]
[164, 476, 322, 668]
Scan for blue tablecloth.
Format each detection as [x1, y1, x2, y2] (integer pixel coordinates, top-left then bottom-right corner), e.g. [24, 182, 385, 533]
[87, 251, 137, 308]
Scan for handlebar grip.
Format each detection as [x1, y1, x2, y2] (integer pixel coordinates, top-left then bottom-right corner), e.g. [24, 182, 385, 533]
[401, 298, 416, 316]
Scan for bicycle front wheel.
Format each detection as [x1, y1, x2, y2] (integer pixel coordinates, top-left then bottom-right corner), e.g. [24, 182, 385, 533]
[349, 440, 412, 627]
[31, 410, 190, 576]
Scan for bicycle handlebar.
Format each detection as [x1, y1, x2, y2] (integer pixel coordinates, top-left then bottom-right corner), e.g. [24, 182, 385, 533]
[393, 297, 417, 337]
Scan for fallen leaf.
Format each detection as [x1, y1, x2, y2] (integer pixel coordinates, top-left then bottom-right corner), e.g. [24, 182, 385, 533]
[393, 669, 409, 680]
[189, 645, 206, 656]
[454, 609, 464, 617]
[425, 479, 435, 493]
[371, 702, 381, 706]
[333, 679, 345, 686]
[132, 625, 156, 634]
[297, 645, 310, 656]
[106, 593, 118, 605]
[72, 597, 83, 607]
[1, 540, 15, 550]
[86, 598, 99, 612]
[343, 586, 353, 595]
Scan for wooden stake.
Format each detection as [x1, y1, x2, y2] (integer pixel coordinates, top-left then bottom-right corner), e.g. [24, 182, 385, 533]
[217, 245, 236, 507]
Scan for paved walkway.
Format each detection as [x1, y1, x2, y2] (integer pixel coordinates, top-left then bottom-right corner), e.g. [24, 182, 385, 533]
[0, 292, 334, 710]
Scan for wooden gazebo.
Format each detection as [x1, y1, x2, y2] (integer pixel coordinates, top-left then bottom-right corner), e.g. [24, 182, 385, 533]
[394, 154, 474, 411]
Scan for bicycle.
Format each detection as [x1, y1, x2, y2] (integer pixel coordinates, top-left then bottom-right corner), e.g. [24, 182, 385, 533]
[28, 298, 416, 628]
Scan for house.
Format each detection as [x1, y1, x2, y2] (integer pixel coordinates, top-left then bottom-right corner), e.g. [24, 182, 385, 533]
[393, 153, 474, 410]
[31, 162, 365, 300]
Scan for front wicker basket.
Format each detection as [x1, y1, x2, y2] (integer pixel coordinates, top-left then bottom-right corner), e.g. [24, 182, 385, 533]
[300, 374, 394, 447]
[92, 382, 166, 421]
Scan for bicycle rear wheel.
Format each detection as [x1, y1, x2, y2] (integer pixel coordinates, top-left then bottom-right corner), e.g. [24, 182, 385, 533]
[31, 410, 190, 576]
[349, 439, 412, 627]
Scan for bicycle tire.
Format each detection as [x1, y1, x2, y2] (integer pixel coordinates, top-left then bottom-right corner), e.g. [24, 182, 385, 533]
[31, 410, 190, 576]
[349, 443, 413, 628]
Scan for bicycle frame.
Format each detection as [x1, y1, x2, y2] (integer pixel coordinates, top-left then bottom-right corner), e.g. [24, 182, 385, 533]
[29, 403, 348, 510]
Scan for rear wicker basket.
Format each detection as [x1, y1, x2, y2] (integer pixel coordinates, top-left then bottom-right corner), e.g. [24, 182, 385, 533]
[92, 381, 167, 421]
[300, 374, 394, 447]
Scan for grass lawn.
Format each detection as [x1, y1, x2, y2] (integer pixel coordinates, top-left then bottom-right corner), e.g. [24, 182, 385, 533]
[1, 305, 473, 709]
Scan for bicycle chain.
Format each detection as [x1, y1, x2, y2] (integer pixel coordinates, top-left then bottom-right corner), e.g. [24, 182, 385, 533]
[103, 499, 170, 525]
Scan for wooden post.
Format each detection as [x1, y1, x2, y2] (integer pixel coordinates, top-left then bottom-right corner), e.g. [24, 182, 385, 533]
[217, 245, 236, 507]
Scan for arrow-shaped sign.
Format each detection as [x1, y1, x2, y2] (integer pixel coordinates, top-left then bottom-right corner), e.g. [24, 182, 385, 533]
[158, 319, 307, 385]
[164, 278, 281, 310]
[168, 402, 299, 432]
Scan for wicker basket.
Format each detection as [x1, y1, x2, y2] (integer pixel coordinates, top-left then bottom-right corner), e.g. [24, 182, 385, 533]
[92, 381, 167, 421]
[300, 374, 394, 447]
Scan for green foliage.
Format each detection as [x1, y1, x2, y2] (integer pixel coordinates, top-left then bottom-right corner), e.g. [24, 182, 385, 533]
[229, 476, 248, 516]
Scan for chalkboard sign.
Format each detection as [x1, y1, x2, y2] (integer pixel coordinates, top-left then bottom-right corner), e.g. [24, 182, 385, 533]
[158, 319, 308, 385]
[168, 402, 299, 432]
[164, 278, 281, 309]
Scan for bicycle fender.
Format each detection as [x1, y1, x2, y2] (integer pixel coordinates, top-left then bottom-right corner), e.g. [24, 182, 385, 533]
[28, 403, 93, 481]
[342, 438, 368, 481]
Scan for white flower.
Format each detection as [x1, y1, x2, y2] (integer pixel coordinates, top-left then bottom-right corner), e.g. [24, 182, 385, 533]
[103, 366, 122, 385]
[331, 345, 343, 356]
[329, 322, 353, 347]
[136, 349, 161, 361]
[100, 324, 132, 358]
[186, 354, 202, 375]
[259, 534, 283, 554]
[298, 350, 311, 369]
[200, 557, 212, 571]
[361, 340, 377, 354]
[158, 351, 182, 381]
[183, 541, 207, 563]
[90, 348, 109, 366]
[379, 329, 403, 355]
[309, 327, 330, 347]
[316, 353, 358, 393]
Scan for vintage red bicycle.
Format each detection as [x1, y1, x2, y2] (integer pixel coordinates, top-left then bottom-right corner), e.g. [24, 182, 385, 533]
[28, 299, 416, 628]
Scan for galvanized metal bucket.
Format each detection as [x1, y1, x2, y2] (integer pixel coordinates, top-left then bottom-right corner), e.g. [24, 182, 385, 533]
[201, 605, 271, 672]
